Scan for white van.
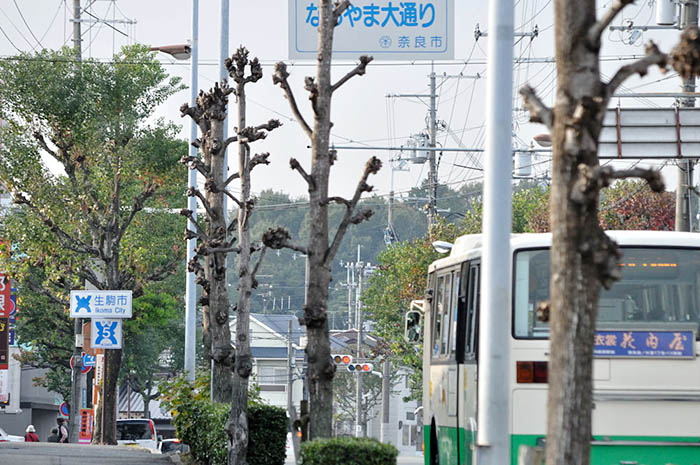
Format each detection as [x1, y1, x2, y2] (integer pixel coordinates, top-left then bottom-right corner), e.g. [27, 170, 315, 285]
[116, 419, 160, 452]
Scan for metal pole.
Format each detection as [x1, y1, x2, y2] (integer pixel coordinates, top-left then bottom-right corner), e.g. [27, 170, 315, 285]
[428, 67, 437, 226]
[220, 0, 230, 222]
[380, 359, 391, 443]
[355, 247, 364, 437]
[287, 320, 300, 463]
[184, 0, 199, 383]
[69, 1, 84, 444]
[477, 0, 513, 463]
[677, 1, 698, 232]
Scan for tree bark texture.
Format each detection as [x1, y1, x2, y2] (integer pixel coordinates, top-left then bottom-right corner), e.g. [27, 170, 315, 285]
[181, 82, 235, 404]
[531, 1, 672, 464]
[269, 0, 377, 440]
[225, 47, 268, 465]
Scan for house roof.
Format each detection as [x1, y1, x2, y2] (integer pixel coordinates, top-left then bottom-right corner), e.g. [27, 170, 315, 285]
[250, 313, 304, 346]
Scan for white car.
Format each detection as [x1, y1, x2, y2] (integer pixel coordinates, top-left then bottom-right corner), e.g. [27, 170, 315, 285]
[0, 427, 24, 442]
[158, 438, 190, 454]
[116, 419, 160, 452]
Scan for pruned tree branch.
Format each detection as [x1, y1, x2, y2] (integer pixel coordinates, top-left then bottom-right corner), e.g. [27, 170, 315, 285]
[604, 41, 668, 103]
[331, 56, 374, 93]
[251, 245, 267, 285]
[326, 156, 382, 264]
[571, 164, 664, 206]
[273, 62, 313, 138]
[587, 0, 634, 51]
[180, 209, 207, 239]
[333, 0, 351, 24]
[519, 85, 553, 130]
[187, 187, 215, 218]
[180, 155, 211, 178]
[324, 196, 351, 207]
[250, 152, 271, 171]
[223, 136, 238, 151]
[238, 119, 282, 143]
[224, 189, 243, 209]
[262, 227, 309, 255]
[305, 77, 319, 115]
[290, 158, 316, 191]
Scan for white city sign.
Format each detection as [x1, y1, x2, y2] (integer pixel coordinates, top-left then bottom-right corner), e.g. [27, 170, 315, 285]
[69, 290, 132, 318]
[288, 0, 454, 60]
[90, 319, 123, 349]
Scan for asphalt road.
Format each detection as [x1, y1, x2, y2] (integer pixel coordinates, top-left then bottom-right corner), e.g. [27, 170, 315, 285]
[0, 442, 174, 465]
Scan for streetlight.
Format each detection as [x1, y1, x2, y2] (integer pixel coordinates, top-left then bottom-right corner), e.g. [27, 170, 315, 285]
[149, 44, 192, 61]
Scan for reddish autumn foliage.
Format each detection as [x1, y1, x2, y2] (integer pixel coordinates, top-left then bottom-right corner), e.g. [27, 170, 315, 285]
[527, 181, 675, 232]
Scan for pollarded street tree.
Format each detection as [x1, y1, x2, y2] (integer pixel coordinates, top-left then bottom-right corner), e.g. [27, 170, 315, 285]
[0, 45, 186, 444]
[264, 0, 380, 439]
[519, 3, 698, 464]
[180, 47, 278, 464]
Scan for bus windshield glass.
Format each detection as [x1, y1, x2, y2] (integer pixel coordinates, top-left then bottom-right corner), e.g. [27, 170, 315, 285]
[513, 247, 700, 338]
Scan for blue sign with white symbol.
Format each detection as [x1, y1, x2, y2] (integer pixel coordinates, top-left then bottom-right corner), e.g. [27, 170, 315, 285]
[90, 318, 123, 349]
[82, 353, 96, 367]
[594, 330, 695, 359]
[289, 0, 454, 60]
[70, 290, 132, 318]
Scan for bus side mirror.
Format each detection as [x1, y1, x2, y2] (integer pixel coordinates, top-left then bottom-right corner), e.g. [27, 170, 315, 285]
[404, 310, 422, 343]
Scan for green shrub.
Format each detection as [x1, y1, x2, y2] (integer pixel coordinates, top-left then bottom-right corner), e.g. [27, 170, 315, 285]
[159, 372, 287, 465]
[248, 404, 288, 465]
[300, 436, 398, 465]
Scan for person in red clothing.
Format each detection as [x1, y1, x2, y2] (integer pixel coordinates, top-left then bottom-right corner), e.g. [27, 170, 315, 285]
[24, 425, 39, 442]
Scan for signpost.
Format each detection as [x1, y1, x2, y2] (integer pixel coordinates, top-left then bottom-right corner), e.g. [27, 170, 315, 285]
[288, 0, 455, 60]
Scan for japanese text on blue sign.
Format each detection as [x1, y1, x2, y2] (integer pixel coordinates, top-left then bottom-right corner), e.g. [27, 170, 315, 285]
[593, 330, 695, 359]
[70, 290, 132, 318]
[289, 0, 454, 60]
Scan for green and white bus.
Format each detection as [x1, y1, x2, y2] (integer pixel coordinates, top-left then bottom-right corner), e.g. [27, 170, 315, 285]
[405, 231, 700, 465]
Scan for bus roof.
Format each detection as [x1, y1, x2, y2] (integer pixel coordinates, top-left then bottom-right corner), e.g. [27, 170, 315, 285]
[428, 230, 700, 273]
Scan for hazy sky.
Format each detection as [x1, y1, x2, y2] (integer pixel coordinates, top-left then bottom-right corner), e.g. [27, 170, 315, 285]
[0, 0, 687, 209]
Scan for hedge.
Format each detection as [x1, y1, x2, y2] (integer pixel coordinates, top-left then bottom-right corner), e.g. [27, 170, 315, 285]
[300, 436, 398, 465]
[159, 373, 287, 465]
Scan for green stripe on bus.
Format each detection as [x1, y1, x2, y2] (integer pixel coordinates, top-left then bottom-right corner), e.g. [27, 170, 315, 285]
[425, 427, 700, 465]
[512, 434, 700, 465]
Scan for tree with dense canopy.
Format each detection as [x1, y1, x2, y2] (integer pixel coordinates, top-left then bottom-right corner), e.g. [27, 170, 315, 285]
[0, 45, 185, 444]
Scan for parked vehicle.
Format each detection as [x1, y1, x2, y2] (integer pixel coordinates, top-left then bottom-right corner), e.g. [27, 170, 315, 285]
[158, 438, 190, 454]
[0, 427, 24, 442]
[116, 419, 160, 452]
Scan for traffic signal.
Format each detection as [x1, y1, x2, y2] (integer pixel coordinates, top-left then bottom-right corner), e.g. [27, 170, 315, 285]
[332, 354, 353, 365]
[347, 363, 373, 373]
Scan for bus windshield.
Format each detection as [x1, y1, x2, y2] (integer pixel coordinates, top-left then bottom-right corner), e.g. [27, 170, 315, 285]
[513, 247, 700, 338]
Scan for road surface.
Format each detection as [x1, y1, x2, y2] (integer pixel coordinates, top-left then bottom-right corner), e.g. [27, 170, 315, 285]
[0, 442, 174, 465]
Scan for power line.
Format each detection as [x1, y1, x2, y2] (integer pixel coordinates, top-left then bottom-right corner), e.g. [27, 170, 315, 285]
[13, 0, 44, 49]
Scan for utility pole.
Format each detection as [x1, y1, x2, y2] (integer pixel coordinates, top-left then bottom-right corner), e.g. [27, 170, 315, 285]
[677, 1, 698, 232]
[428, 67, 438, 226]
[69, 0, 84, 444]
[354, 246, 364, 437]
[184, 0, 199, 384]
[287, 320, 300, 463]
[478, 0, 513, 463]
[380, 358, 391, 443]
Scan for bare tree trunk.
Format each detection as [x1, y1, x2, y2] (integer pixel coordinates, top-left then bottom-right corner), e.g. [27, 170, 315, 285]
[520, 2, 676, 464]
[227, 49, 255, 465]
[269, 0, 378, 439]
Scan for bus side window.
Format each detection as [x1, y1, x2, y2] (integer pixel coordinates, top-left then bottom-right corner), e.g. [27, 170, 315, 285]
[440, 273, 454, 356]
[455, 263, 469, 363]
[464, 263, 480, 360]
[432, 275, 445, 357]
